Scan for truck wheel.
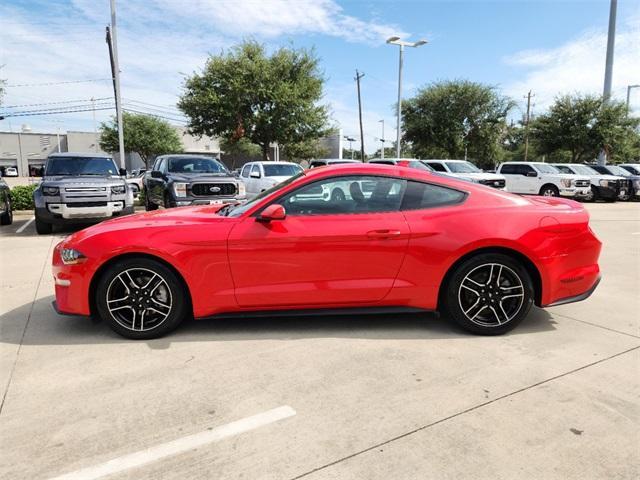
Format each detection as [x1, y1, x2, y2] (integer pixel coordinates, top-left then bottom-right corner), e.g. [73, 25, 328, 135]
[586, 186, 598, 202]
[0, 197, 12, 225]
[35, 214, 52, 234]
[144, 190, 158, 211]
[164, 193, 176, 209]
[539, 184, 559, 197]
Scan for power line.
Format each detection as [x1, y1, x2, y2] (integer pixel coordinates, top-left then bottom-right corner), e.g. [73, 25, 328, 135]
[1, 107, 114, 118]
[122, 108, 187, 124]
[6, 78, 112, 88]
[3, 98, 111, 109]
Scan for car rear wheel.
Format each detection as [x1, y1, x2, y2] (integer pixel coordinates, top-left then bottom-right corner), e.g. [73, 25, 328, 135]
[95, 258, 188, 339]
[443, 253, 534, 335]
[539, 184, 559, 197]
[331, 189, 346, 202]
[0, 197, 12, 225]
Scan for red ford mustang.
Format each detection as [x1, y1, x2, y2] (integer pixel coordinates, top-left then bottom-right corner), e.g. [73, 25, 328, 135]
[52, 164, 602, 339]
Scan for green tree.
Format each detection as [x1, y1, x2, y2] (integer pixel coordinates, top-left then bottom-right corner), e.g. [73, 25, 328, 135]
[99, 112, 182, 168]
[531, 94, 639, 163]
[283, 138, 329, 161]
[178, 41, 330, 161]
[402, 80, 515, 168]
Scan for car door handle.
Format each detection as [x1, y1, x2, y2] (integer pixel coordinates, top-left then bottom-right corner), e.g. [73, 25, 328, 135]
[367, 229, 401, 239]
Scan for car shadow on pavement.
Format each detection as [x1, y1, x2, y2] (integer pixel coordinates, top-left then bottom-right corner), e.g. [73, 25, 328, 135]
[0, 296, 557, 348]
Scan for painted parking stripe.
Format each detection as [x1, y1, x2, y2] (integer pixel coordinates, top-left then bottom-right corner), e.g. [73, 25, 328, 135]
[16, 217, 34, 234]
[49, 405, 296, 480]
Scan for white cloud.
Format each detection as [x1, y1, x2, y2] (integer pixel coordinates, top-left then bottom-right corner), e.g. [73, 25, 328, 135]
[503, 15, 640, 114]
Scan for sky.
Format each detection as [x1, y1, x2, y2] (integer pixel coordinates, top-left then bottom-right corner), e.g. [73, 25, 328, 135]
[1, 0, 639, 153]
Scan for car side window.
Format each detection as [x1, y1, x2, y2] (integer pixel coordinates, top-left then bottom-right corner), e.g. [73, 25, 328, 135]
[241, 164, 251, 178]
[276, 175, 406, 216]
[500, 164, 517, 174]
[521, 165, 535, 175]
[427, 162, 447, 172]
[152, 157, 162, 171]
[401, 181, 466, 211]
[157, 158, 167, 174]
[250, 164, 261, 177]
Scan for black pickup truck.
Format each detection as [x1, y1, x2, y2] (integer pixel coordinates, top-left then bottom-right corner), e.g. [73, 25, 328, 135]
[143, 155, 246, 210]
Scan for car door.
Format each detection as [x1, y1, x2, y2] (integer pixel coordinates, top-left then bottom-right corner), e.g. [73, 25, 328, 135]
[227, 175, 411, 307]
[248, 164, 262, 194]
[519, 164, 538, 193]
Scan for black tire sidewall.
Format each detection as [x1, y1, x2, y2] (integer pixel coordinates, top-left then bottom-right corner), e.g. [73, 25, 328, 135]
[95, 258, 188, 339]
[539, 185, 559, 197]
[444, 253, 534, 335]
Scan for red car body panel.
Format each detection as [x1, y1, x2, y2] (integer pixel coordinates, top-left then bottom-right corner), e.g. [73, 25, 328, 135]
[52, 164, 601, 319]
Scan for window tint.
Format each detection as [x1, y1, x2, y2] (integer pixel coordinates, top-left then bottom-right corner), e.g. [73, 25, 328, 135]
[277, 175, 406, 216]
[152, 157, 163, 171]
[409, 161, 433, 171]
[369, 160, 395, 165]
[168, 157, 226, 173]
[157, 158, 166, 173]
[309, 161, 326, 168]
[241, 164, 251, 178]
[426, 162, 447, 172]
[250, 164, 261, 176]
[554, 165, 573, 174]
[264, 164, 302, 176]
[533, 163, 559, 174]
[500, 164, 518, 174]
[401, 181, 466, 210]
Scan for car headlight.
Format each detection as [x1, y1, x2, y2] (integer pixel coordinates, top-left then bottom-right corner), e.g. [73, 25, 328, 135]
[237, 182, 246, 196]
[42, 186, 59, 196]
[561, 179, 572, 188]
[173, 182, 188, 197]
[111, 185, 126, 194]
[60, 248, 86, 265]
[598, 179, 609, 187]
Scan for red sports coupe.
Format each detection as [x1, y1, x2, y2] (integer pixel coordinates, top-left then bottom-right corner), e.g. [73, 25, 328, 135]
[52, 164, 601, 339]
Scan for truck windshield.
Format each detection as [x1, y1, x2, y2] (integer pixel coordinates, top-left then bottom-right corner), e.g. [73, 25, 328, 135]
[263, 164, 303, 177]
[571, 165, 598, 175]
[445, 161, 481, 173]
[606, 166, 630, 177]
[45, 157, 119, 176]
[168, 157, 227, 174]
[534, 163, 559, 174]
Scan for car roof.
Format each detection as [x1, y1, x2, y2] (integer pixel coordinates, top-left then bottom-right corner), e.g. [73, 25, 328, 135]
[48, 152, 112, 159]
[424, 159, 468, 163]
[247, 161, 300, 165]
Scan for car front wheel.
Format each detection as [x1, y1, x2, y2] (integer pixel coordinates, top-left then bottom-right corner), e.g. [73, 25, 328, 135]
[539, 184, 559, 197]
[443, 253, 534, 335]
[95, 258, 188, 339]
[144, 189, 158, 211]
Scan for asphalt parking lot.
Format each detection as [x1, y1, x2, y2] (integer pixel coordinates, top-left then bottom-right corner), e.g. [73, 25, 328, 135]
[1, 203, 638, 480]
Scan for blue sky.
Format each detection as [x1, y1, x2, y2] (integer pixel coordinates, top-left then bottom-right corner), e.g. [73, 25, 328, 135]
[1, 0, 639, 153]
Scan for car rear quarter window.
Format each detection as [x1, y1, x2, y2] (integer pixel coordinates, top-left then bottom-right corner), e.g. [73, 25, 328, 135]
[426, 162, 447, 172]
[401, 181, 466, 211]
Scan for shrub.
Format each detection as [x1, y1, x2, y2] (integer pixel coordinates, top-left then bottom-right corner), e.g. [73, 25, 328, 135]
[10, 184, 38, 210]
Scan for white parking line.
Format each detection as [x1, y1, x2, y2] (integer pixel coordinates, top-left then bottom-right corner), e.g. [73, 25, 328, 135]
[49, 405, 296, 480]
[16, 217, 34, 234]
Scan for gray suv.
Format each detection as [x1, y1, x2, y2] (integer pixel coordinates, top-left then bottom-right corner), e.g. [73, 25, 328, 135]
[34, 152, 134, 234]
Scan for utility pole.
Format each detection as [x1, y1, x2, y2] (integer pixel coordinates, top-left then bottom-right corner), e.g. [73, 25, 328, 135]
[523, 90, 534, 161]
[379, 119, 385, 159]
[91, 97, 98, 152]
[109, 0, 125, 170]
[599, 0, 617, 165]
[355, 70, 365, 162]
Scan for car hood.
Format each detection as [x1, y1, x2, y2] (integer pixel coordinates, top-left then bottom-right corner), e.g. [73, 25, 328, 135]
[168, 173, 236, 182]
[42, 175, 126, 186]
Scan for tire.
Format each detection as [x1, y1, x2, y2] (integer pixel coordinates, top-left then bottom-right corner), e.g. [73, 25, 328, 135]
[35, 214, 52, 234]
[585, 186, 597, 202]
[442, 253, 534, 335]
[0, 197, 12, 225]
[95, 257, 189, 339]
[539, 184, 559, 197]
[144, 189, 158, 211]
[331, 188, 346, 202]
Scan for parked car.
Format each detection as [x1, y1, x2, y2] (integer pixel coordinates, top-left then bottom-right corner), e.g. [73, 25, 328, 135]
[423, 160, 507, 190]
[240, 161, 303, 197]
[125, 170, 145, 197]
[586, 164, 640, 201]
[619, 164, 640, 175]
[551, 163, 626, 201]
[33, 152, 134, 235]
[308, 159, 361, 168]
[496, 162, 591, 198]
[143, 155, 246, 210]
[52, 163, 601, 340]
[0, 175, 13, 225]
[4, 166, 18, 177]
[368, 158, 435, 172]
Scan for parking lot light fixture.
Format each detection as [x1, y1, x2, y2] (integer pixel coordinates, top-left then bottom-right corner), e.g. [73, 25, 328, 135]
[386, 37, 428, 159]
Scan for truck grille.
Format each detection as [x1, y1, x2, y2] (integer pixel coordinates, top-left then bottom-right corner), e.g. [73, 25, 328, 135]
[480, 179, 506, 189]
[191, 183, 236, 196]
[67, 202, 108, 208]
[575, 180, 590, 188]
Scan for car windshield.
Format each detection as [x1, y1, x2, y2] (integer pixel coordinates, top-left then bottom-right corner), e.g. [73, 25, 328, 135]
[606, 165, 630, 176]
[168, 157, 227, 174]
[534, 163, 559, 174]
[219, 171, 306, 217]
[45, 157, 118, 176]
[554, 165, 573, 174]
[263, 164, 303, 177]
[571, 165, 598, 175]
[445, 161, 481, 173]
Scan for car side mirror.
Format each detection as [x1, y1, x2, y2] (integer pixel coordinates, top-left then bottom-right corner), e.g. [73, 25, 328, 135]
[119, 168, 127, 177]
[258, 204, 286, 222]
[526, 171, 537, 177]
[250, 171, 261, 179]
[151, 171, 163, 179]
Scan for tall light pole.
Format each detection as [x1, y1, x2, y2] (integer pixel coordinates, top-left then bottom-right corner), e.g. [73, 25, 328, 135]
[599, 0, 617, 165]
[386, 36, 427, 159]
[627, 84, 640, 112]
[378, 119, 385, 159]
[344, 136, 356, 159]
[110, 0, 126, 170]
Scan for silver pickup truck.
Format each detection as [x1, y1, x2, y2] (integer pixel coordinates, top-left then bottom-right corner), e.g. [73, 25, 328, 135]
[33, 152, 134, 234]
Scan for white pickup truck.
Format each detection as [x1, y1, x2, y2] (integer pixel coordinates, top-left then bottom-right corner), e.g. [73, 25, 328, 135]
[423, 160, 507, 190]
[496, 162, 591, 198]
